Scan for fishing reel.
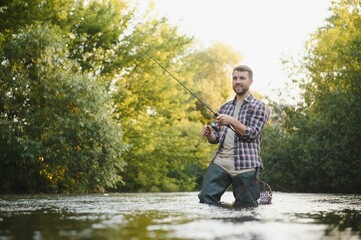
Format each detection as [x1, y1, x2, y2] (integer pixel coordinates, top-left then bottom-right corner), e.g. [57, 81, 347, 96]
[210, 120, 235, 133]
[210, 121, 220, 131]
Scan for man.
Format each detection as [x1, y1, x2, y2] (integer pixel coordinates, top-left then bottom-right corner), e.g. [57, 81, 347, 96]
[198, 65, 270, 206]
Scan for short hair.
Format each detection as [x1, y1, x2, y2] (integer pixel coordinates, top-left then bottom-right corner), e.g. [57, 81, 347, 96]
[233, 65, 253, 79]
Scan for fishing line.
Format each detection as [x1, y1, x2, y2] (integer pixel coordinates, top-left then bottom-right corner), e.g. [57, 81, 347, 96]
[126, 37, 235, 133]
[127, 38, 218, 117]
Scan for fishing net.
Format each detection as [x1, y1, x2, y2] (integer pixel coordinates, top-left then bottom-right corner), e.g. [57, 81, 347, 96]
[257, 180, 272, 204]
[233, 179, 272, 207]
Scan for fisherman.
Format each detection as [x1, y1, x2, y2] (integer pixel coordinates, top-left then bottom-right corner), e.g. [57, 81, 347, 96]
[198, 65, 270, 207]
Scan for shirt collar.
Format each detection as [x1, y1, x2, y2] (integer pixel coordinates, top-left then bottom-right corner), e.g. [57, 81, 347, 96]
[232, 94, 253, 105]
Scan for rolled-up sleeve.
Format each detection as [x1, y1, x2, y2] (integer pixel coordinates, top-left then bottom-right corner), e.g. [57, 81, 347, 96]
[208, 126, 220, 144]
[242, 102, 270, 141]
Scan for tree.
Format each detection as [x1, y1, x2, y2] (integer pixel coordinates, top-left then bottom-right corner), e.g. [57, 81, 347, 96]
[0, 0, 244, 193]
[0, 0, 75, 34]
[115, 36, 242, 191]
[262, 0, 361, 193]
[182, 43, 242, 123]
[0, 0, 132, 193]
[113, 17, 201, 191]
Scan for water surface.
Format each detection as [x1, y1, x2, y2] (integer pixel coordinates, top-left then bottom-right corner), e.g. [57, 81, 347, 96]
[0, 192, 360, 239]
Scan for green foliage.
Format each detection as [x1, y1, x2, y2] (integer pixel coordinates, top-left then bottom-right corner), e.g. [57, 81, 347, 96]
[113, 18, 225, 192]
[4, 0, 359, 196]
[0, 2, 128, 193]
[182, 43, 241, 123]
[0, 0, 75, 33]
[263, 0, 361, 193]
[67, 0, 134, 78]
[1, 0, 239, 193]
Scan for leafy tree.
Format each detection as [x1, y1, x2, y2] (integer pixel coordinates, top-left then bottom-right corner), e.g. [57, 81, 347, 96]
[0, 0, 243, 193]
[300, 0, 361, 193]
[0, 23, 128, 193]
[0, 0, 75, 33]
[182, 43, 242, 123]
[115, 35, 242, 191]
[0, 0, 132, 193]
[113, 18, 201, 192]
[66, 0, 135, 81]
[262, 0, 361, 193]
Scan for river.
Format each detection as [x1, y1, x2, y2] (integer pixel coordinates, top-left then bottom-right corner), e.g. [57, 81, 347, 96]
[0, 192, 360, 239]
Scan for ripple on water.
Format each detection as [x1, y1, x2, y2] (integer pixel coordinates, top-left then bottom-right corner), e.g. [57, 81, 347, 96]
[0, 192, 360, 240]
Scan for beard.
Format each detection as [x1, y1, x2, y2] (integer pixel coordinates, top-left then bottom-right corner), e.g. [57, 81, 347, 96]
[233, 84, 249, 96]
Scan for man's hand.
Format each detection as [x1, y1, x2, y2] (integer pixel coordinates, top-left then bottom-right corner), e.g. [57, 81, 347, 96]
[215, 114, 235, 126]
[202, 125, 212, 137]
[202, 125, 216, 142]
[215, 114, 246, 136]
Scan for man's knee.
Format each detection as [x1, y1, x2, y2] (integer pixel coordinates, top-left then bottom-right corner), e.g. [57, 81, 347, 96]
[198, 163, 231, 204]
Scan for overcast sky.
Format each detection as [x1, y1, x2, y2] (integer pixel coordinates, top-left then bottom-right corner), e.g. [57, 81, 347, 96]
[137, 0, 333, 103]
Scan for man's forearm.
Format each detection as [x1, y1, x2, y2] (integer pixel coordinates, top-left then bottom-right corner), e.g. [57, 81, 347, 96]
[207, 132, 217, 143]
[230, 118, 247, 137]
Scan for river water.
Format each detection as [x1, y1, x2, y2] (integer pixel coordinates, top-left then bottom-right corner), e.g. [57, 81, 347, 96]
[0, 192, 360, 240]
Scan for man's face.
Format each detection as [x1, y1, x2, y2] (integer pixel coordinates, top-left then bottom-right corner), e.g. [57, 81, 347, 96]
[232, 70, 253, 96]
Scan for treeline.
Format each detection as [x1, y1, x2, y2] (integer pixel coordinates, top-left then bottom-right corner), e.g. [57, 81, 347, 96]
[0, 0, 360, 194]
[261, 0, 361, 193]
[0, 0, 240, 193]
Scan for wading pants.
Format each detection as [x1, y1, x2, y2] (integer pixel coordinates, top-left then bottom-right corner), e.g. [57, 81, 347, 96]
[198, 163, 260, 206]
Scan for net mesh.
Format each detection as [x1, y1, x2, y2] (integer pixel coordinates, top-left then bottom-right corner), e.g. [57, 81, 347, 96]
[257, 180, 272, 204]
[234, 179, 272, 207]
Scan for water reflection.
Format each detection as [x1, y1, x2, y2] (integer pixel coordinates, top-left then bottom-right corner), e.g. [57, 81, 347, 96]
[311, 210, 361, 238]
[0, 192, 360, 240]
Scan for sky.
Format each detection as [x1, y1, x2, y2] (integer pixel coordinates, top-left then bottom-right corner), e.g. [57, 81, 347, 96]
[136, 0, 334, 103]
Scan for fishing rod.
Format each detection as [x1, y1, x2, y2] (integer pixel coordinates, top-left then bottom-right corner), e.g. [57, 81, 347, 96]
[127, 38, 217, 117]
[127, 37, 235, 132]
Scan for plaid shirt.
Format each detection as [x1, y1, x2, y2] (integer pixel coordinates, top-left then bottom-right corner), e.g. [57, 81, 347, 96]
[211, 94, 270, 170]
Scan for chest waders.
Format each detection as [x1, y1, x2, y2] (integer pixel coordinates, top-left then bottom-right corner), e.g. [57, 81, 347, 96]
[198, 163, 260, 207]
